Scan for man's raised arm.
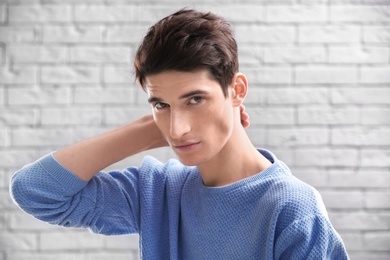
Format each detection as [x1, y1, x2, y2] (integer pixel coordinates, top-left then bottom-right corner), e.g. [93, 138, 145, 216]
[54, 115, 167, 181]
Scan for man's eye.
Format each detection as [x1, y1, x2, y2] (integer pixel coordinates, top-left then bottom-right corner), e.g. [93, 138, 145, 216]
[188, 96, 203, 105]
[154, 102, 168, 109]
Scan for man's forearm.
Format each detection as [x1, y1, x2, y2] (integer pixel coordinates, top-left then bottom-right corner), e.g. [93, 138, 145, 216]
[54, 115, 167, 181]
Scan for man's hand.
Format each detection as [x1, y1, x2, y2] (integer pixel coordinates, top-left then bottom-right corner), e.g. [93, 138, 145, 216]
[240, 104, 250, 128]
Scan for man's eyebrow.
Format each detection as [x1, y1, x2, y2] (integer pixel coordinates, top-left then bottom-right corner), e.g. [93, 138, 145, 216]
[147, 96, 163, 104]
[148, 90, 209, 104]
[179, 90, 209, 99]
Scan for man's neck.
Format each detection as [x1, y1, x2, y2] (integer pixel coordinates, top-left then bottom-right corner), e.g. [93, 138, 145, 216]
[197, 124, 272, 187]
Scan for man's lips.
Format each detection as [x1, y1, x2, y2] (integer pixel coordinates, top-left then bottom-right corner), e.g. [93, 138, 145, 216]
[173, 142, 200, 150]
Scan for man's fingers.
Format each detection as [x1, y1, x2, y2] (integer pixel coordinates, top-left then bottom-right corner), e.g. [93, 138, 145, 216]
[240, 104, 250, 128]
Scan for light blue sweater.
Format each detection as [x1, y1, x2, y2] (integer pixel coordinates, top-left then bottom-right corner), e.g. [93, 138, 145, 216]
[10, 149, 349, 259]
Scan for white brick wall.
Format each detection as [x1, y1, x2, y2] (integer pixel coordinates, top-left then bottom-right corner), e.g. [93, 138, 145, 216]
[1, 1, 389, 259]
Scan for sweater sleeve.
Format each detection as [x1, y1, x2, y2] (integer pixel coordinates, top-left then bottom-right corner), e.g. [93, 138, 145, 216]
[10, 153, 141, 235]
[274, 214, 349, 260]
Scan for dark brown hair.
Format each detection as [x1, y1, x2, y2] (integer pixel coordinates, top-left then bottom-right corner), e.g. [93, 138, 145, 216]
[134, 9, 238, 97]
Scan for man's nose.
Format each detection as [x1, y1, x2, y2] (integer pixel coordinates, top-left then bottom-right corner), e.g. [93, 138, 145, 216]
[170, 111, 191, 139]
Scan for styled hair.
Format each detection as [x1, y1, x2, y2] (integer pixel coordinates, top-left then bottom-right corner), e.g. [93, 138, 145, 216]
[134, 9, 239, 97]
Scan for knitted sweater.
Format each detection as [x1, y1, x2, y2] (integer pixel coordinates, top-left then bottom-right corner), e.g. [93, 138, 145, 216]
[10, 149, 349, 260]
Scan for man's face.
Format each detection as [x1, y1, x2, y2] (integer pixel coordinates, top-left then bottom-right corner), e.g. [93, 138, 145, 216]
[145, 69, 235, 166]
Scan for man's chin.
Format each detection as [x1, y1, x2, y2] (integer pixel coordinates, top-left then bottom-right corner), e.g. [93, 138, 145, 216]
[174, 154, 200, 167]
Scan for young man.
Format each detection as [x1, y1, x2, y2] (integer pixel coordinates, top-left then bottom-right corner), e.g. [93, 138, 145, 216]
[10, 9, 349, 259]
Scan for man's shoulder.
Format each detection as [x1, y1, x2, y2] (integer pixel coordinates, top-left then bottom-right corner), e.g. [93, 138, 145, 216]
[259, 161, 328, 219]
[135, 155, 195, 183]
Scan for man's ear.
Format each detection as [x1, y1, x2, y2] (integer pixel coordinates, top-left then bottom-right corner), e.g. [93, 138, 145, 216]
[231, 73, 248, 107]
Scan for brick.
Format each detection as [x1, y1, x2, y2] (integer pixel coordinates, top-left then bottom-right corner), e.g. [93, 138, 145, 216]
[295, 148, 358, 167]
[0, 27, 38, 42]
[197, 5, 265, 22]
[9, 5, 70, 22]
[75, 5, 136, 22]
[295, 66, 357, 84]
[337, 232, 364, 251]
[0, 109, 37, 126]
[74, 86, 135, 104]
[362, 108, 390, 125]
[105, 25, 149, 43]
[43, 25, 102, 43]
[365, 0, 390, 3]
[329, 46, 388, 64]
[41, 0, 97, 3]
[365, 192, 390, 209]
[0, 190, 14, 209]
[267, 5, 327, 22]
[361, 66, 390, 83]
[361, 149, 390, 167]
[267, 88, 328, 104]
[348, 252, 390, 260]
[246, 67, 291, 84]
[364, 26, 390, 43]
[267, 127, 328, 146]
[320, 191, 364, 209]
[8, 45, 67, 63]
[235, 25, 295, 43]
[0, 66, 36, 84]
[299, 25, 360, 43]
[238, 45, 263, 65]
[8, 86, 71, 105]
[104, 234, 139, 250]
[245, 126, 266, 146]
[290, 167, 328, 188]
[331, 5, 390, 22]
[364, 232, 390, 251]
[41, 66, 99, 84]
[0, 49, 3, 65]
[243, 87, 266, 105]
[70, 46, 130, 63]
[2, 171, 14, 189]
[9, 211, 57, 231]
[0, 87, 4, 106]
[268, 148, 293, 166]
[328, 169, 390, 188]
[133, 6, 188, 22]
[7, 0, 40, 3]
[104, 106, 150, 125]
[0, 5, 6, 24]
[73, 127, 111, 141]
[0, 169, 5, 188]
[329, 212, 390, 231]
[248, 107, 294, 126]
[104, 65, 133, 83]
[332, 127, 390, 146]
[332, 87, 390, 104]
[6, 253, 81, 260]
[106, 5, 182, 23]
[0, 212, 5, 229]
[40, 231, 104, 250]
[41, 107, 102, 125]
[0, 129, 9, 147]
[298, 106, 359, 125]
[264, 46, 325, 63]
[0, 232, 37, 250]
[11, 128, 74, 146]
[85, 253, 139, 260]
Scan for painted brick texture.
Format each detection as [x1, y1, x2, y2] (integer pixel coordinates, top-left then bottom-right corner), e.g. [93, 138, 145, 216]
[1, 1, 389, 259]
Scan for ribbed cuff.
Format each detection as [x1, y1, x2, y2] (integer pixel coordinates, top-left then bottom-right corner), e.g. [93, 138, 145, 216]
[39, 153, 88, 196]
